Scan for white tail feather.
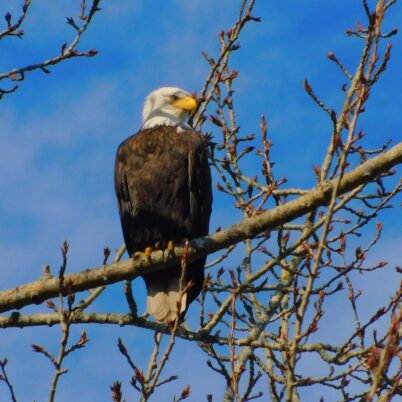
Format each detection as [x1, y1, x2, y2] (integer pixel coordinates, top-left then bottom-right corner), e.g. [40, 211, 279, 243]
[146, 278, 187, 322]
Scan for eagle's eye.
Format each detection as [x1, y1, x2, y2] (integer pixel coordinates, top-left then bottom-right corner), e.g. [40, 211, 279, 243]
[170, 94, 179, 102]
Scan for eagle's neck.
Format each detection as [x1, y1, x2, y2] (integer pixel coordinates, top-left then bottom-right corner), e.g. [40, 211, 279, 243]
[142, 114, 192, 132]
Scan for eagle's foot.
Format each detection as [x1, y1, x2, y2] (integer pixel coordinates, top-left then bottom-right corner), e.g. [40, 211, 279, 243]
[164, 240, 175, 258]
[144, 246, 153, 257]
[167, 240, 175, 252]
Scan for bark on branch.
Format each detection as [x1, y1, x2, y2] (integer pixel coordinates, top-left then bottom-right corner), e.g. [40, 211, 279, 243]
[0, 141, 401, 314]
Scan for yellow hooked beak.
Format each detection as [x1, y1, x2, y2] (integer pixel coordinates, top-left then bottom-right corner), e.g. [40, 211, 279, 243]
[172, 95, 198, 112]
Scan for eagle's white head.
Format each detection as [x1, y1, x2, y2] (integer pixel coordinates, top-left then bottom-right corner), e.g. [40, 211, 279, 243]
[142, 86, 197, 131]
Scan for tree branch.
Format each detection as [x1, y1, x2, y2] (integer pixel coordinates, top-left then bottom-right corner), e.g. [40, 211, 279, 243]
[0, 0, 102, 99]
[0, 141, 400, 313]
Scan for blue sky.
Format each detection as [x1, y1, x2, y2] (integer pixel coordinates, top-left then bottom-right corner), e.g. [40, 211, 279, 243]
[0, 1, 401, 400]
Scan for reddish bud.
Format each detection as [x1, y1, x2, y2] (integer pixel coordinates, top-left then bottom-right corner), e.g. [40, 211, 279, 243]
[134, 367, 144, 383]
[340, 233, 346, 253]
[229, 269, 237, 286]
[110, 381, 123, 402]
[226, 70, 238, 81]
[313, 165, 321, 181]
[77, 331, 89, 347]
[180, 385, 191, 399]
[216, 182, 224, 192]
[303, 79, 312, 94]
[46, 300, 56, 310]
[356, 21, 365, 32]
[319, 289, 325, 300]
[327, 51, 336, 61]
[355, 247, 364, 260]
[209, 115, 222, 127]
[366, 346, 382, 371]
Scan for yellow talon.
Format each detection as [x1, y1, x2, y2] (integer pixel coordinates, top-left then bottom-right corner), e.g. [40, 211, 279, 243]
[282, 268, 291, 281]
[167, 240, 175, 252]
[144, 246, 153, 257]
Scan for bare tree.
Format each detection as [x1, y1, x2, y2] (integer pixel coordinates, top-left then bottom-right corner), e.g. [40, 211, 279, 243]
[0, 0, 401, 401]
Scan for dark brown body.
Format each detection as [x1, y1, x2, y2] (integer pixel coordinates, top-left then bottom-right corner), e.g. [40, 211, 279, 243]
[114, 125, 212, 321]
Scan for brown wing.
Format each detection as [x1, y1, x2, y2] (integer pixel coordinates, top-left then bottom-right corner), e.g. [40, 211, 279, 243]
[114, 125, 212, 322]
[114, 125, 212, 255]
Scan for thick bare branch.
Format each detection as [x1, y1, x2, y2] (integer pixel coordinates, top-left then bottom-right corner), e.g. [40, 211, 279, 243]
[0, 141, 400, 314]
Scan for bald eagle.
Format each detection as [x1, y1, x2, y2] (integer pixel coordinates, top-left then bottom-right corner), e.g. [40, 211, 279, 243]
[114, 87, 212, 322]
